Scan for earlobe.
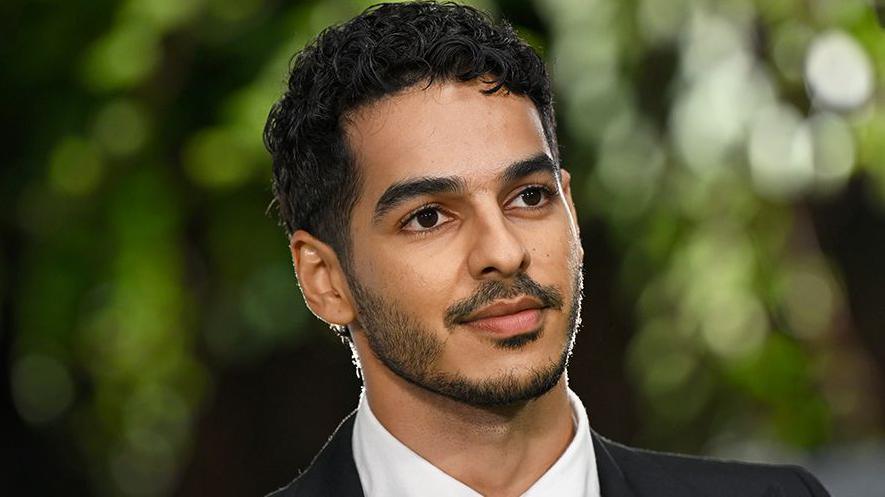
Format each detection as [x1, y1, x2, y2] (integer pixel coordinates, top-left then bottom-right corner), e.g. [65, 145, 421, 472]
[289, 231, 357, 328]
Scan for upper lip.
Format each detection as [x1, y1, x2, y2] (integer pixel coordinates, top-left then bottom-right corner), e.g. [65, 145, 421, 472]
[462, 297, 544, 322]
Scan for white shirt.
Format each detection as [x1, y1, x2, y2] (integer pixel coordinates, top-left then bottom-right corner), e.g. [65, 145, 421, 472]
[352, 388, 601, 497]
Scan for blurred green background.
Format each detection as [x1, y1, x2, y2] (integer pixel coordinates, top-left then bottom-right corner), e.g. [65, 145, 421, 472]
[2, 0, 884, 495]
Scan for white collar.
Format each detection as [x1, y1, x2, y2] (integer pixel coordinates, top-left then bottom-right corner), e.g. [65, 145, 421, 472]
[352, 387, 601, 497]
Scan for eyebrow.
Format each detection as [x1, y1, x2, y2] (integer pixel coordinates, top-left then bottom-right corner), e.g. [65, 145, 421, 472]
[500, 153, 558, 186]
[372, 153, 557, 224]
[373, 176, 466, 223]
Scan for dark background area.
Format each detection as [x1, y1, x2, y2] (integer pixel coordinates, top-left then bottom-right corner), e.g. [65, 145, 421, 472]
[3, 0, 884, 495]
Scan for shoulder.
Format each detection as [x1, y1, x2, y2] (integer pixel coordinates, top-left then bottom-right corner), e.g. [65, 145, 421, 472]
[594, 433, 830, 497]
[264, 412, 363, 497]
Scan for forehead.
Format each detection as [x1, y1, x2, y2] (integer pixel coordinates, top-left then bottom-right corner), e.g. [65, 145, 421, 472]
[344, 80, 550, 198]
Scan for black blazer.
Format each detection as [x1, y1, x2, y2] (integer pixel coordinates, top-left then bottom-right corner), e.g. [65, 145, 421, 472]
[267, 413, 831, 497]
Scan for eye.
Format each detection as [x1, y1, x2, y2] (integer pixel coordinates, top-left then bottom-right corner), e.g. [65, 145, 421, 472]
[401, 206, 453, 232]
[508, 185, 554, 209]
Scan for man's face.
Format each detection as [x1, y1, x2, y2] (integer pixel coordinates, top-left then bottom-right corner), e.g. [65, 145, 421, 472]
[342, 80, 584, 407]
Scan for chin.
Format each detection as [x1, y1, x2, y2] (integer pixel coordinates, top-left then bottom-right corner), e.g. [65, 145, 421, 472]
[425, 344, 569, 407]
[427, 363, 565, 407]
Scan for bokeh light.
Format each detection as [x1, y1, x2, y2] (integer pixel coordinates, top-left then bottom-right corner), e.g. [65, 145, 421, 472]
[805, 30, 874, 111]
[5, 0, 885, 495]
[12, 354, 75, 424]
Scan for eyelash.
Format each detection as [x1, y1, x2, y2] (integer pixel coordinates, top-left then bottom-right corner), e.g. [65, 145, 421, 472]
[510, 184, 557, 209]
[398, 184, 558, 236]
[399, 203, 445, 233]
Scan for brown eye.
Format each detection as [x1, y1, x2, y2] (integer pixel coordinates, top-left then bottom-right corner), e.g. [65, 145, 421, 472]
[416, 209, 439, 228]
[401, 205, 452, 234]
[508, 185, 553, 210]
[521, 188, 543, 206]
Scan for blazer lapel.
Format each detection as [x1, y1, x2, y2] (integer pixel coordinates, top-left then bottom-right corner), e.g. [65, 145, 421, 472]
[285, 414, 705, 497]
[593, 429, 641, 497]
[275, 411, 365, 497]
[591, 429, 705, 497]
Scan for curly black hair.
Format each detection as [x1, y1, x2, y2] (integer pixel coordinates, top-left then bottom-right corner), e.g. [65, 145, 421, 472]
[264, 1, 557, 267]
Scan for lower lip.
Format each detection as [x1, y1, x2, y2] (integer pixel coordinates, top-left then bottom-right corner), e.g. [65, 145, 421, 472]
[463, 308, 543, 335]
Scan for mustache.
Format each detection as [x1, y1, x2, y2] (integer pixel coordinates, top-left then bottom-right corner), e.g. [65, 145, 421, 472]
[443, 272, 564, 329]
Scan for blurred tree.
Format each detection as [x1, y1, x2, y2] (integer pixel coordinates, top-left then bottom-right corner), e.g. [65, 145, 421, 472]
[1, 0, 883, 495]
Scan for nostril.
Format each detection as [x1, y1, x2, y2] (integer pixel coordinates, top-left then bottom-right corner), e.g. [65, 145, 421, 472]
[480, 266, 497, 275]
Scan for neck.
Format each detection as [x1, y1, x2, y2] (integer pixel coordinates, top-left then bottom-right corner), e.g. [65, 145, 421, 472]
[360, 351, 575, 497]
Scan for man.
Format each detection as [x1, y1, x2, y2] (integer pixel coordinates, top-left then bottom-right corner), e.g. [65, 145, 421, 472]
[263, 2, 830, 496]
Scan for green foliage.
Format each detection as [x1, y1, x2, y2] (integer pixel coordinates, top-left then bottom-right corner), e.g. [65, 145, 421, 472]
[540, 0, 883, 455]
[5, 0, 883, 495]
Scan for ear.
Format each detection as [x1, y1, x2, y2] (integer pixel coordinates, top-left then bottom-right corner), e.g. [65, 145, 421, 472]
[289, 230, 357, 329]
[559, 168, 584, 259]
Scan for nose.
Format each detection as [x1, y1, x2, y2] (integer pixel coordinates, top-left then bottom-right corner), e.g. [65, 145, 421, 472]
[466, 206, 531, 280]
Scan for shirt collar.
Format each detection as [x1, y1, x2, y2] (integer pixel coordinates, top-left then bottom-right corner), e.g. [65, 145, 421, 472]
[351, 388, 600, 497]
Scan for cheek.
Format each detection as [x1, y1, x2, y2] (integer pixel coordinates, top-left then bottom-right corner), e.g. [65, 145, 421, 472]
[525, 225, 580, 302]
[361, 244, 460, 303]
[528, 223, 575, 263]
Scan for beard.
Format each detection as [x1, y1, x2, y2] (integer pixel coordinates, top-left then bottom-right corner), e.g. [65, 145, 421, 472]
[347, 258, 584, 408]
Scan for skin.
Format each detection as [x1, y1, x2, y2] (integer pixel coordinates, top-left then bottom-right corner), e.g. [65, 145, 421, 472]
[290, 79, 584, 497]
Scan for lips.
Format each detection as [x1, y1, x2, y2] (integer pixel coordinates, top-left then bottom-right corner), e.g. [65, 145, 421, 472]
[460, 297, 545, 335]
